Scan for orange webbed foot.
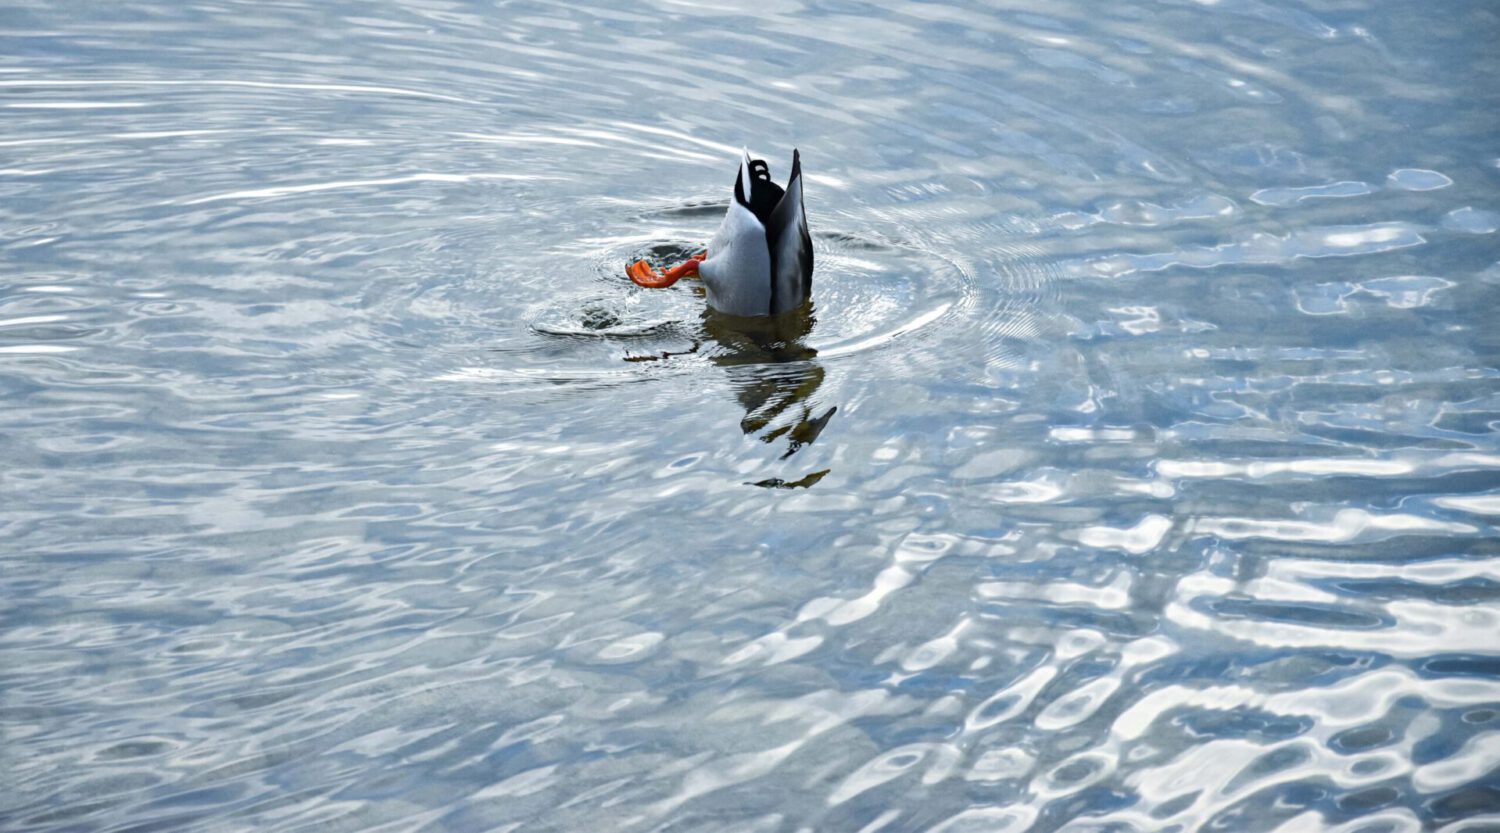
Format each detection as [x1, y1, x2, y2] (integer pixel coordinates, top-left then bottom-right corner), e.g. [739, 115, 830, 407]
[628, 253, 704, 288]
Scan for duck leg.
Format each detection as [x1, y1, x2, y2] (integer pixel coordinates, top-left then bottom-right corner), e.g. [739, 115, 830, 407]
[627, 252, 706, 288]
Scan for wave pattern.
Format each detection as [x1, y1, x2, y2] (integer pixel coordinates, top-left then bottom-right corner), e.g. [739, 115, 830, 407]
[2, 0, 1499, 831]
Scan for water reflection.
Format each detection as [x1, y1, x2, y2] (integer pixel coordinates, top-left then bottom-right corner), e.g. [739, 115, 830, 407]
[620, 300, 836, 483]
[704, 304, 836, 463]
[8, 0, 1500, 829]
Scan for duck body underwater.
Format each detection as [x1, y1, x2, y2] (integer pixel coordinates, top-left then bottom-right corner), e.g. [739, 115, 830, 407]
[629, 149, 813, 318]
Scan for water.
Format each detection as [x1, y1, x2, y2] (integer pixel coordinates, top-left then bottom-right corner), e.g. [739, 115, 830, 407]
[3, 1, 1499, 830]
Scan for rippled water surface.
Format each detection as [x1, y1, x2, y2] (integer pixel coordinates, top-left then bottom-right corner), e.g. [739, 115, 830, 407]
[5, 1, 1500, 830]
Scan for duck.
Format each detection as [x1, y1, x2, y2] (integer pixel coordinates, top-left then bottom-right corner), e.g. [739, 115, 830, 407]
[628, 149, 813, 317]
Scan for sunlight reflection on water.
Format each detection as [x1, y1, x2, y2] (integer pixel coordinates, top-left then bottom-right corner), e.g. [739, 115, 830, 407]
[3, 0, 1499, 831]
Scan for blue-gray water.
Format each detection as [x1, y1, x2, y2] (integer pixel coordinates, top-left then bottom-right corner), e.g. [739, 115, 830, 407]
[4, 1, 1499, 830]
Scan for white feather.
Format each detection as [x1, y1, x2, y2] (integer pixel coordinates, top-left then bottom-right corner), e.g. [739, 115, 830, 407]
[698, 199, 771, 316]
[696, 149, 812, 317]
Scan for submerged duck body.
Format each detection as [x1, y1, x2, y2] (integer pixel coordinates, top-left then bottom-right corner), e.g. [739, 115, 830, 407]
[629, 149, 813, 317]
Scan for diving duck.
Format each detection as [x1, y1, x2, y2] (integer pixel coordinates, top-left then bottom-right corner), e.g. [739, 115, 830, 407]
[628, 149, 813, 317]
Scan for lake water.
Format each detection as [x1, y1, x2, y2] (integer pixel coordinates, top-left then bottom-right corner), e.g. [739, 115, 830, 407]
[4, 1, 1499, 831]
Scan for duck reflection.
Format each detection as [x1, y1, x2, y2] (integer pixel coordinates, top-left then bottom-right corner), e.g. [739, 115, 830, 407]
[703, 303, 837, 466]
[624, 302, 836, 480]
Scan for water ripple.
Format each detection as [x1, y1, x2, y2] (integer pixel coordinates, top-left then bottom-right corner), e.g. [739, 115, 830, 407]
[4, 0, 1499, 831]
